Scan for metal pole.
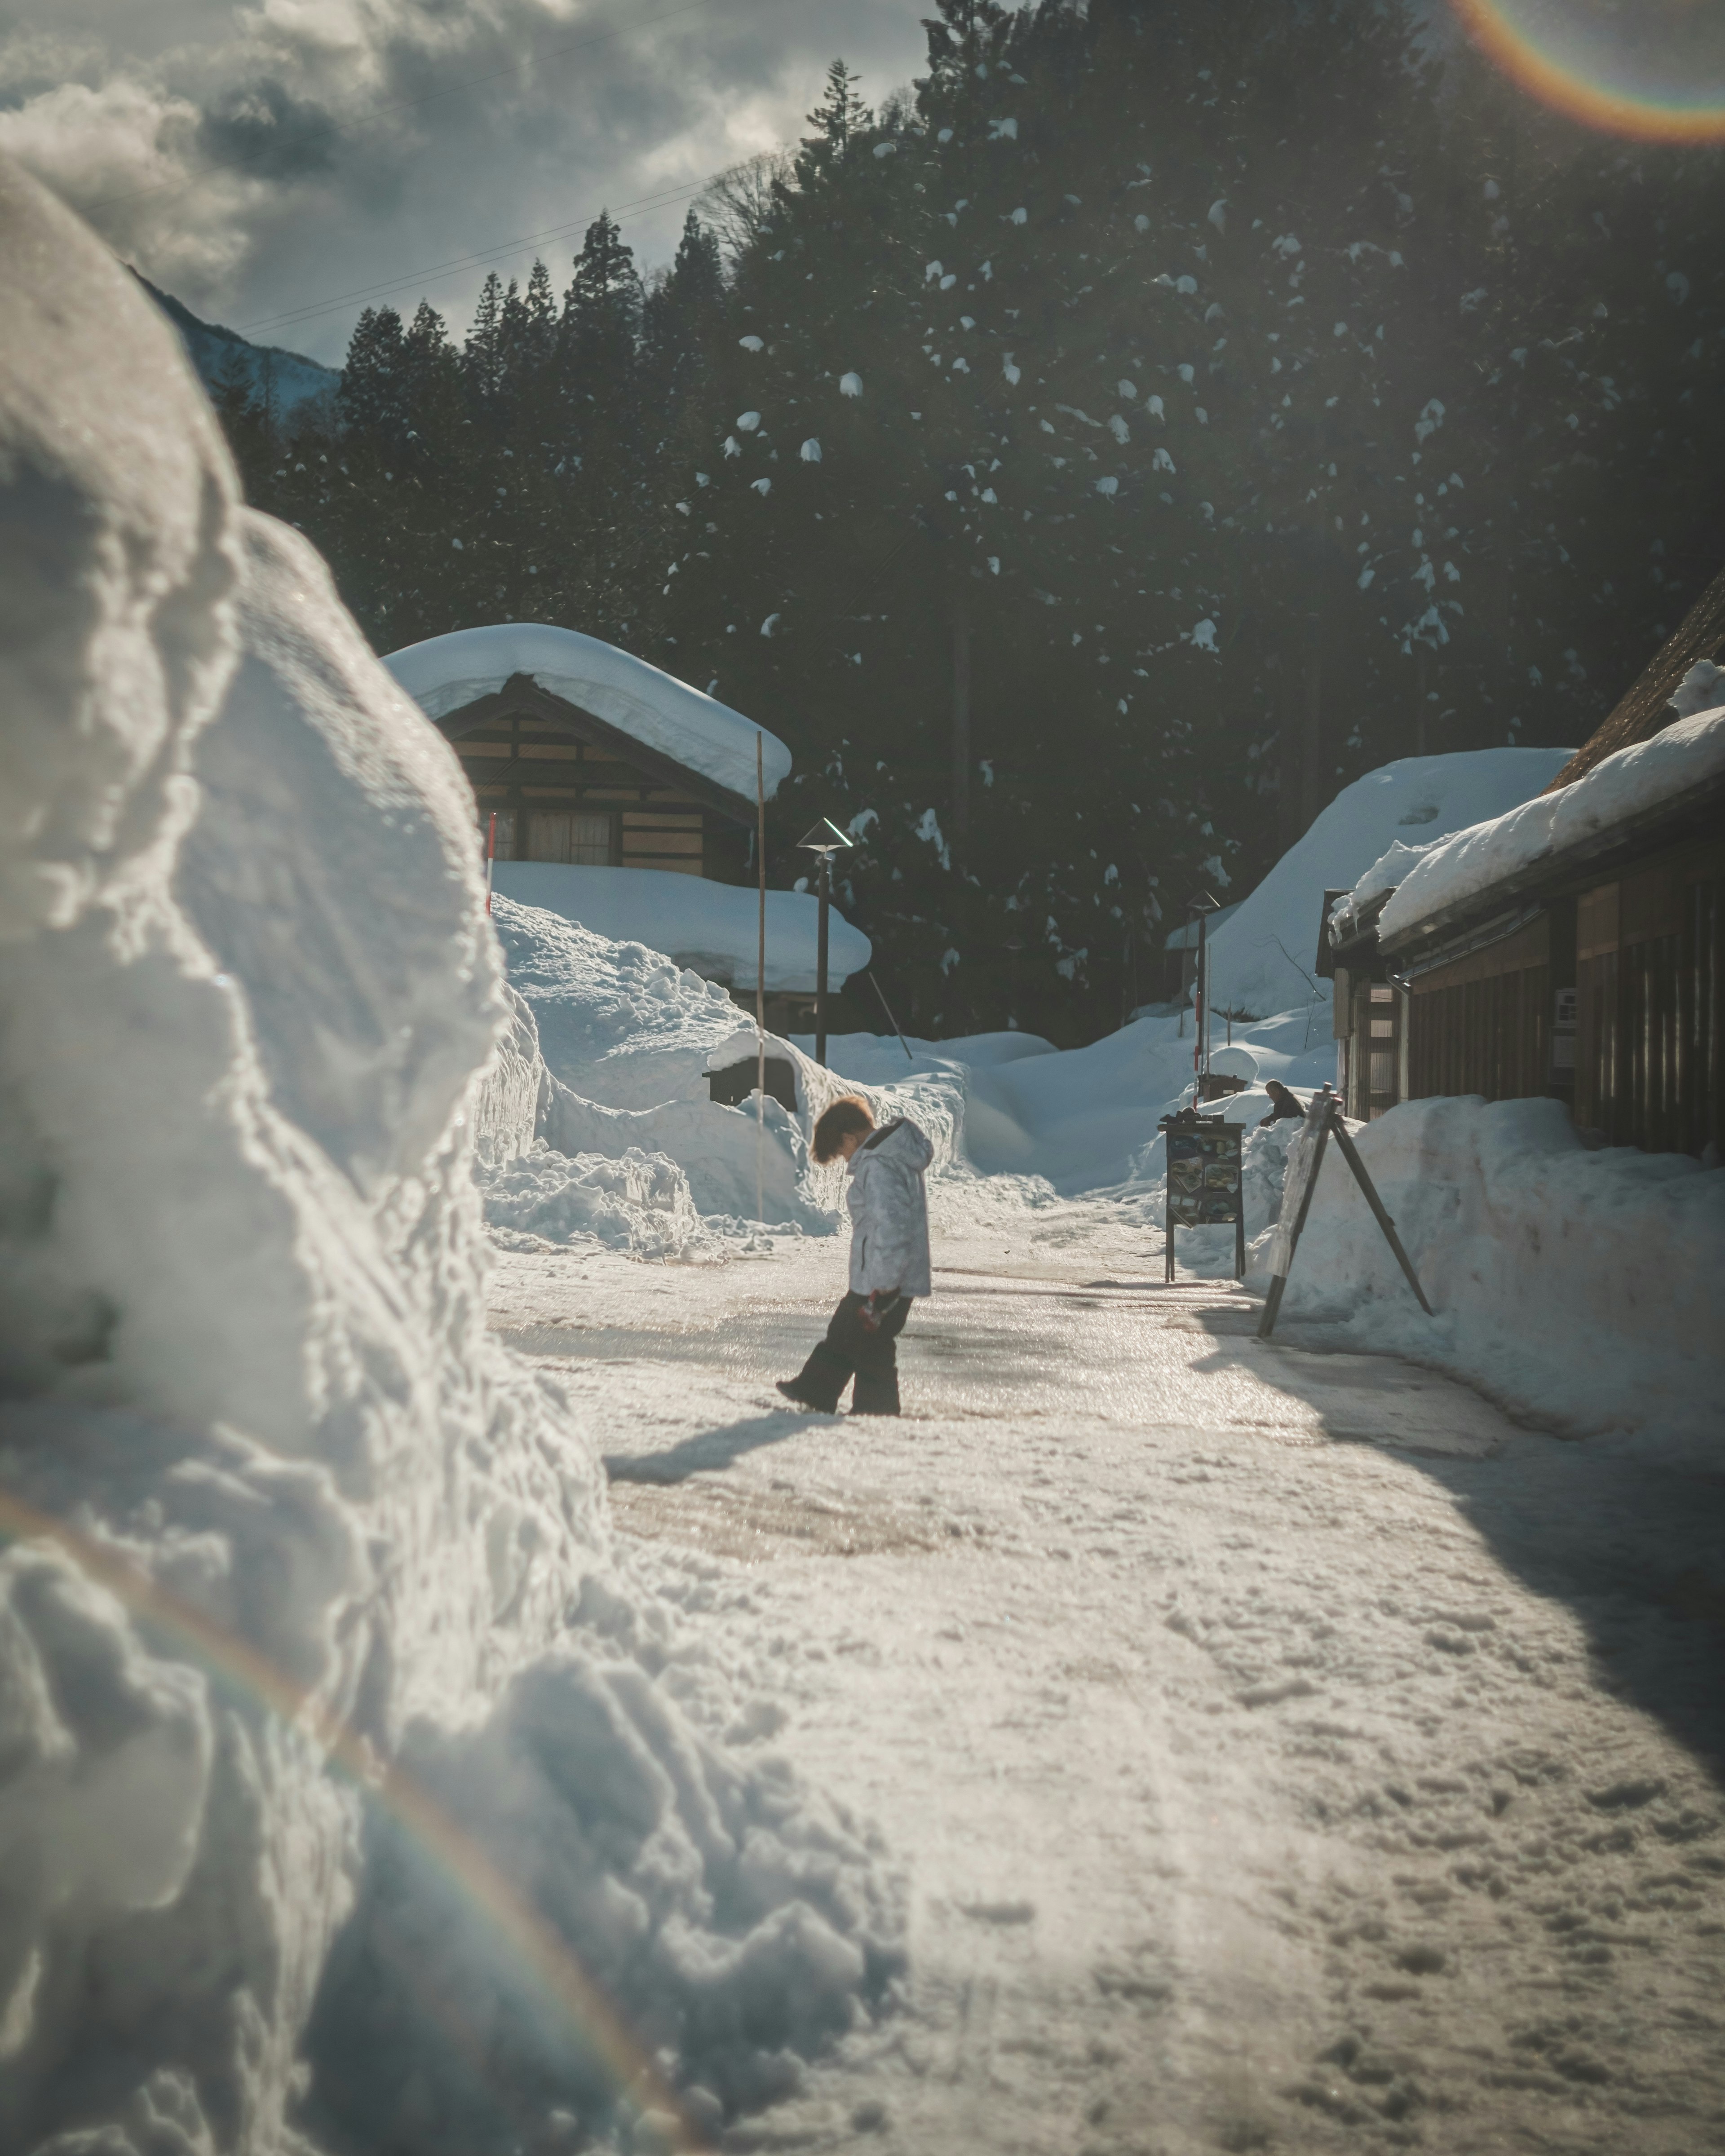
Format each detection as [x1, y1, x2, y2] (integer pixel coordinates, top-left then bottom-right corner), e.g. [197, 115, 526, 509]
[755, 734, 766, 1224]
[815, 852, 831, 1068]
[1257, 1098, 1334, 1339]
[1194, 907, 1208, 1090]
[1327, 1116, 1434, 1315]
[865, 971, 914, 1062]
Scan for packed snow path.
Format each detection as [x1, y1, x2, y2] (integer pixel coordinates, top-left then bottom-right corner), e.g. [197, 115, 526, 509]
[490, 1202, 1725, 2156]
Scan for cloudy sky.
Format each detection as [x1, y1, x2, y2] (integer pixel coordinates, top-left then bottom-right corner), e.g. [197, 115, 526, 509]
[0, 0, 930, 365]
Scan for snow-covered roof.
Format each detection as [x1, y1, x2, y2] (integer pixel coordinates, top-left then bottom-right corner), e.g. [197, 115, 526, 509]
[491, 862, 870, 994]
[381, 623, 793, 805]
[1199, 747, 1571, 1018]
[1370, 707, 1725, 949]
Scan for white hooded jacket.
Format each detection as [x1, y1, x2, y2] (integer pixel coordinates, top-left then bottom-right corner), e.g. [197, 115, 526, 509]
[845, 1117, 933, 1298]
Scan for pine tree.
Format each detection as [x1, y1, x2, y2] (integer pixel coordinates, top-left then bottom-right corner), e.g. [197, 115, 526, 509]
[464, 272, 505, 408]
[221, 3, 1725, 1042]
[794, 61, 872, 188]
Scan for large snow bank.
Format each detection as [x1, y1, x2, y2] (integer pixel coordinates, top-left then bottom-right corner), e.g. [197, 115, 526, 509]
[0, 161, 897, 2156]
[1252, 1097, 1725, 1444]
[477, 897, 952, 1242]
[1372, 708, 1725, 945]
[383, 622, 793, 805]
[495, 860, 871, 994]
[1203, 749, 1572, 1017]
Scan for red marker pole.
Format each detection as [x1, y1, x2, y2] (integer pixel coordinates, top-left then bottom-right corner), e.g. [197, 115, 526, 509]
[485, 811, 497, 916]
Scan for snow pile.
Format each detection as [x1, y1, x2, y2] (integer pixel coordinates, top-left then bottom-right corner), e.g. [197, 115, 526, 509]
[1373, 708, 1725, 944]
[480, 1142, 716, 1260]
[1668, 658, 1722, 719]
[481, 897, 959, 1241]
[1201, 748, 1572, 1016]
[495, 860, 871, 994]
[0, 163, 897, 2156]
[493, 895, 753, 1110]
[1253, 1096, 1725, 1442]
[383, 622, 793, 805]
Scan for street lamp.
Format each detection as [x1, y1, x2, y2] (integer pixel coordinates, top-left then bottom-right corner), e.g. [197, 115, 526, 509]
[797, 817, 854, 1067]
[1186, 889, 1222, 1095]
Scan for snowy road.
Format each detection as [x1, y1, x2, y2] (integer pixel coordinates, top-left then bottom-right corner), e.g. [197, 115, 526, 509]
[490, 1198, 1725, 2156]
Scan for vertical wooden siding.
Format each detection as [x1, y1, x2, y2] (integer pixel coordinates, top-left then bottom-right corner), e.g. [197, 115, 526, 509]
[1577, 863, 1724, 1154]
[1406, 915, 1549, 1106]
[1409, 965, 1550, 1103]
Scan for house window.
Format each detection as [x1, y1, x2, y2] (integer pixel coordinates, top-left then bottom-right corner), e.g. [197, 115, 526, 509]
[528, 810, 614, 865]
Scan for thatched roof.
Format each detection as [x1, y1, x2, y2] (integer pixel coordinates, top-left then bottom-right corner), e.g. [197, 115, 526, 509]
[1543, 559, 1725, 791]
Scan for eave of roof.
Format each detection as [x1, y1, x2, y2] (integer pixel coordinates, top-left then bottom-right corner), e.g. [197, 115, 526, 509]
[1376, 760, 1725, 960]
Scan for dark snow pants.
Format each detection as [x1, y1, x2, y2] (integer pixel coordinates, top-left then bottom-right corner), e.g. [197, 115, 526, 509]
[784, 1292, 913, 1415]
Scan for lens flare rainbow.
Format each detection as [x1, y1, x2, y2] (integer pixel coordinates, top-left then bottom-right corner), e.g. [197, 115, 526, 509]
[0, 1486, 706, 2152]
[1452, 0, 1725, 142]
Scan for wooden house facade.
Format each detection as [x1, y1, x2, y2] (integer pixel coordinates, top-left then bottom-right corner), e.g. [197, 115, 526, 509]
[1325, 573, 1725, 1157]
[436, 671, 755, 883]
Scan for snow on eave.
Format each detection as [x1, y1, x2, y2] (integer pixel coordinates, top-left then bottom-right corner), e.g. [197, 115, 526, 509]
[1371, 707, 1725, 952]
[380, 622, 794, 805]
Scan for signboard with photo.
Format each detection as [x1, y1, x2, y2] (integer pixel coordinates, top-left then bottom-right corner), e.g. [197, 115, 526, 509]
[1162, 1114, 1245, 1279]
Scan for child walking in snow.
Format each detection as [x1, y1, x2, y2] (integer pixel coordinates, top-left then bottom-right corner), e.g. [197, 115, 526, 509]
[776, 1097, 933, 1417]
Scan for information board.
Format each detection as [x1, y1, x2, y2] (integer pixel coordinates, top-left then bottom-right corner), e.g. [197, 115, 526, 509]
[1161, 1113, 1245, 1280]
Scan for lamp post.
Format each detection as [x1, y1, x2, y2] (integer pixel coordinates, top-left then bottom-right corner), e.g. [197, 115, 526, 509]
[1186, 889, 1222, 1095]
[797, 818, 854, 1067]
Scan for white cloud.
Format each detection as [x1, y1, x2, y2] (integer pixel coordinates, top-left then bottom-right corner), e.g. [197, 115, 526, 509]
[0, 0, 929, 360]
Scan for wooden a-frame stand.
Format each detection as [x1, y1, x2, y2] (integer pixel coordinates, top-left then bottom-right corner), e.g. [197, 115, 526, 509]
[1257, 1095, 1433, 1339]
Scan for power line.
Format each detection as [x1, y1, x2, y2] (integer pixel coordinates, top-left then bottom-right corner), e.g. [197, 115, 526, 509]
[85, 0, 740, 218]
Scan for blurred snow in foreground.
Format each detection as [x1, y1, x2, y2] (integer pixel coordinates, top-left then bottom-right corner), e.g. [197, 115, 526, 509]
[0, 160, 896, 2156]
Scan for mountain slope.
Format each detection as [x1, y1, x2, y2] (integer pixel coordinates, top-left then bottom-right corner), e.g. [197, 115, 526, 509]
[134, 271, 339, 418]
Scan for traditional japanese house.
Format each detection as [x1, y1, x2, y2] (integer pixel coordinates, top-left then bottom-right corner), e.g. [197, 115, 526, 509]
[1324, 578, 1725, 1156]
[381, 623, 873, 1038]
[382, 622, 793, 884]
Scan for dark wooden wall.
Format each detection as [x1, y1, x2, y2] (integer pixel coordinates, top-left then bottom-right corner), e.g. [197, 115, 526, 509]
[1403, 835, 1724, 1158]
[1407, 915, 1550, 1110]
[1574, 837, 1724, 1156]
[454, 708, 744, 879]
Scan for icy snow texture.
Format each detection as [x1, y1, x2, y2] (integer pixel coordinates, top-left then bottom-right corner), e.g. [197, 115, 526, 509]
[1202, 748, 1572, 1017]
[1373, 707, 1725, 944]
[1253, 1097, 1725, 1443]
[493, 858, 871, 993]
[381, 621, 794, 806]
[481, 1142, 718, 1260]
[0, 162, 895, 2156]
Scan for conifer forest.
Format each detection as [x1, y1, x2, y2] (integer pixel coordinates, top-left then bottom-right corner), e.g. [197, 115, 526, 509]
[221, 0, 1725, 1045]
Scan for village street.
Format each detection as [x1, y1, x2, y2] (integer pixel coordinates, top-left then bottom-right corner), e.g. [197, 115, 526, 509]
[488, 1195, 1725, 2156]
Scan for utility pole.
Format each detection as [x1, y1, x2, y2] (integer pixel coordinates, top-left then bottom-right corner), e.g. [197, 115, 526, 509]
[1187, 890, 1222, 1094]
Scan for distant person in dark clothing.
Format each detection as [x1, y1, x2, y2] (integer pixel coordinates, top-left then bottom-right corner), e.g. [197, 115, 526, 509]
[777, 1096, 933, 1417]
[1260, 1080, 1306, 1127]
